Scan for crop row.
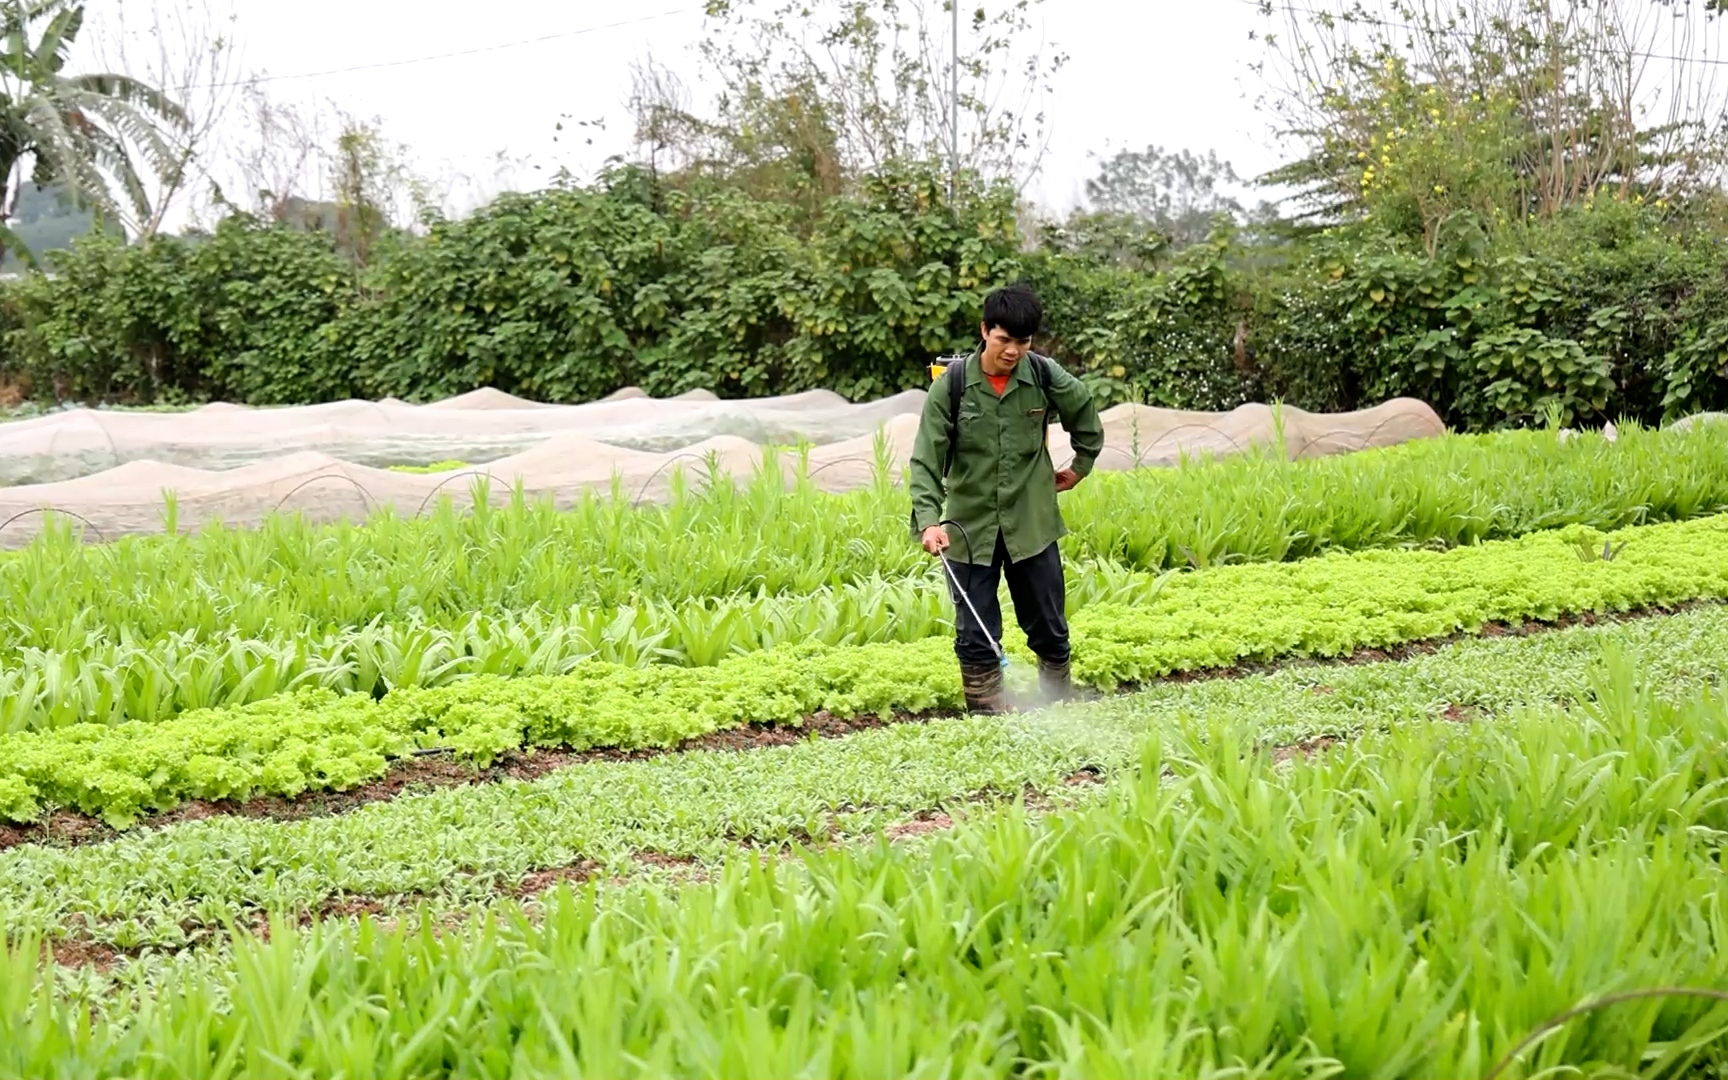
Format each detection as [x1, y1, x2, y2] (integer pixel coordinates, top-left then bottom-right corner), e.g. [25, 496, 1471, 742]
[0, 563, 1159, 735]
[9, 604, 1727, 961]
[3, 422, 1726, 653]
[3, 514, 1725, 828]
[6, 635, 1726, 1075]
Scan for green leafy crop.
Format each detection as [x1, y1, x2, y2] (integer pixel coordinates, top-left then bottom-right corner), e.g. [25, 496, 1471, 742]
[3, 512, 1724, 827]
[5, 633, 1727, 1077]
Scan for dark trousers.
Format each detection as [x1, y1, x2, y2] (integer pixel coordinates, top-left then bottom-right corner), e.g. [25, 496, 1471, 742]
[945, 535, 1069, 667]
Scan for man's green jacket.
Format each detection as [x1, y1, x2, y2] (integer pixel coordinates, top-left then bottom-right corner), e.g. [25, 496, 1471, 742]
[908, 350, 1106, 567]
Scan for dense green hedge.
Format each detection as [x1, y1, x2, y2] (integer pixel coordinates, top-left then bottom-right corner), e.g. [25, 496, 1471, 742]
[1253, 203, 1728, 428]
[3, 162, 1726, 427]
[0, 163, 1022, 406]
[1026, 200, 1728, 427]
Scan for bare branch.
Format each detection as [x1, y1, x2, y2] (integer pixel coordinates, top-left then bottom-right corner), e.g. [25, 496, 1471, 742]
[678, 0, 1064, 190]
[90, 0, 243, 236]
[1252, 0, 1728, 232]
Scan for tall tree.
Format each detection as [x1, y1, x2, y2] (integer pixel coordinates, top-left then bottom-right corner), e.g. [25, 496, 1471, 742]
[632, 0, 1067, 203]
[0, 0, 185, 264]
[1252, 0, 1728, 246]
[91, 0, 241, 238]
[1084, 145, 1253, 250]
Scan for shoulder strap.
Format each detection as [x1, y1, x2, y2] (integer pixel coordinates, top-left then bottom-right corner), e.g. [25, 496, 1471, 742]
[1030, 353, 1050, 393]
[1031, 354, 1054, 434]
[943, 358, 965, 476]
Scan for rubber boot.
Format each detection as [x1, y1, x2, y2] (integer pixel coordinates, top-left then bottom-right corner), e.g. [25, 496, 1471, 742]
[1037, 655, 1075, 703]
[960, 661, 1008, 715]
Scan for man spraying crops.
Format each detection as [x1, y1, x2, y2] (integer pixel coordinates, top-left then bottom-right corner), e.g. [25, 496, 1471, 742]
[909, 284, 1106, 714]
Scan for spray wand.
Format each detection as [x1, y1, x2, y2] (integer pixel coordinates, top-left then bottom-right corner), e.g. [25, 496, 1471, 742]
[935, 518, 1009, 670]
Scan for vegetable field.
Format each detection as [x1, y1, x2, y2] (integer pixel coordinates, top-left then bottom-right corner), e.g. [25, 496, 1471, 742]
[3, 422, 1728, 1078]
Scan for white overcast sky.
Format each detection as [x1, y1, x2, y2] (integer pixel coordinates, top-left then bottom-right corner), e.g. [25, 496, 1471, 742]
[79, 0, 1290, 228]
[70, 1, 1728, 231]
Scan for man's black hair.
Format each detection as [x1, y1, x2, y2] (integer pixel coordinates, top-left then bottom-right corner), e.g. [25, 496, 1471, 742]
[982, 283, 1042, 341]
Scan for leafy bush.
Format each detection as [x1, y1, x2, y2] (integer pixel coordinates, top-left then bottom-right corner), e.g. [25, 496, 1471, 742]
[3, 165, 1726, 425]
[4, 219, 357, 404]
[1040, 197, 1728, 428]
[0, 162, 1022, 407]
[1027, 222, 1246, 410]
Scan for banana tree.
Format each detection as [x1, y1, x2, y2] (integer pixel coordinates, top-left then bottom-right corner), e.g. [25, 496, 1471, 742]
[0, 0, 185, 265]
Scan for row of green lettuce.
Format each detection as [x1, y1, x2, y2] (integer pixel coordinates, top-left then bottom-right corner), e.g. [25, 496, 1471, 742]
[3, 423, 1726, 735]
[2, 514, 1725, 827]
[0, 564, 1156, 736]
[2, 422, 1725, 656]
[7, 638, 1727, 1075]
[11, 605, 1728, 962]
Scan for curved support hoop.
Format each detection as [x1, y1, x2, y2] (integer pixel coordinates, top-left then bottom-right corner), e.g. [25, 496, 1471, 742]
[413, 469, 498, 518]
[801, 455, 882, 482]
[1291, 413, 1436, 459]
[270, 473, 380, 517]
[1290, 429, 1370, 459]
[43, 410, 125, 478]
[1131, 423, 1250, 467]
[631, 452, 728, 508]
[0, 506, 111, 545]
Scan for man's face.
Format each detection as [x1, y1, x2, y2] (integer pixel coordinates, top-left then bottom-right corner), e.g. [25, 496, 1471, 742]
[980, 323, 1030, 370]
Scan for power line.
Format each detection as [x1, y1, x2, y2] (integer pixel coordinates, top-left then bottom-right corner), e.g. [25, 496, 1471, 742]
[194, 7, 698, 90]
[1238, 0, 1728, 70]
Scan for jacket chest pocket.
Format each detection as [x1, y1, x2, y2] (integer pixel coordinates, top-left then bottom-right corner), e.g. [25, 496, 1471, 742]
[956, 406, 985, 447]
[1012, 406, 1049, 456]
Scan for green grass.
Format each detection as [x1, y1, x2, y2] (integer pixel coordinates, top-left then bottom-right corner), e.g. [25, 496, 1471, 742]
[7, 603, 1727, 961]
[6, 419, 1726, 1073]
[3, 512, 1725, 827]
[3, 423, 1727, 657]
[0, 423, 1719, 730]
[4, 636, 1726, 1076]
[0, 565, 1143, 735]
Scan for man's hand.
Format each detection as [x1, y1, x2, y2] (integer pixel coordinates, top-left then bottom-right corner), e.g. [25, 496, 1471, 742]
[1055, 468, 1083, 493]
[921, 525, 951, 556]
